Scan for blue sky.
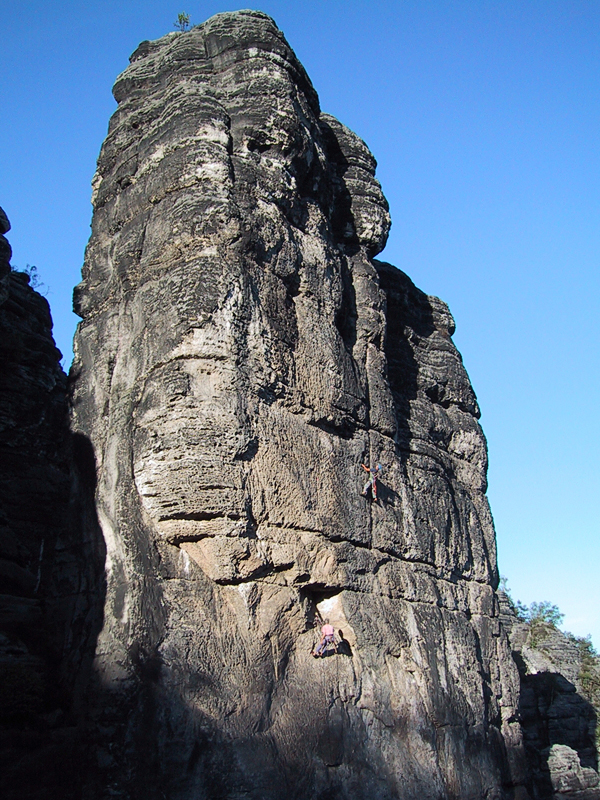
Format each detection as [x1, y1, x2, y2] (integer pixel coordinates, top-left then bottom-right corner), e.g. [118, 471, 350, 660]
[2, 1, 599, 645]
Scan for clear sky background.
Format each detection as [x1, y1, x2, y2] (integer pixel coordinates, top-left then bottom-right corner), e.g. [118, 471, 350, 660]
[2, 0, 598, 645]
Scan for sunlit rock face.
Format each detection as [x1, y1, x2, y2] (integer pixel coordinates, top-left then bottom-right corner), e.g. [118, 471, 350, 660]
[72, 11, 528, 798]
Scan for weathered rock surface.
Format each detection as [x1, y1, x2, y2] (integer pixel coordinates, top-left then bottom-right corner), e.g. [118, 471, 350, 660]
[71, 11, 529, 799]
[499, 594, 600, 800]
[0, 208, 105, 799]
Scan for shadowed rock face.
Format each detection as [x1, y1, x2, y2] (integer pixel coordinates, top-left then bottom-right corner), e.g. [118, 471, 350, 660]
[72, 11, 528, 799]
[499, 593, 600, 799]
[0, 209, 106, 799]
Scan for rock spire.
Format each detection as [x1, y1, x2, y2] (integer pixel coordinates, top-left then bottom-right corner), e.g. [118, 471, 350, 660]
[71, 10, 527, 798]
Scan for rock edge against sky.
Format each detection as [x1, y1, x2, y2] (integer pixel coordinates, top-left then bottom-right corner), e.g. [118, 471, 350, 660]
[0, 10, 598, 800]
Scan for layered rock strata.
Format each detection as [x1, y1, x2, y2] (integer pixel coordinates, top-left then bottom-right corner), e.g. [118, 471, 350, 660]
[499, 593, 600, 799]
[71, 11, 527, 799]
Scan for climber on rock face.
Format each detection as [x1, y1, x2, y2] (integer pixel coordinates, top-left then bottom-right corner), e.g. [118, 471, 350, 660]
[313, 621, 336, 657]
[361, 463, 382, 500]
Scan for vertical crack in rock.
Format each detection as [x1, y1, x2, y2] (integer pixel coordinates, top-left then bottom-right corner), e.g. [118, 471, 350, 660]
[71, 10, 530, 798]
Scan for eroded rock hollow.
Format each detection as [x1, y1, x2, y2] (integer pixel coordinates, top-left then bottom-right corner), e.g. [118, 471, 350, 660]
[71, 10, 528, 798]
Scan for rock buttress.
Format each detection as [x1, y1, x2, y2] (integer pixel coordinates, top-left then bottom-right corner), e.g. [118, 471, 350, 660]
[0, 208, 105, 799]
[71, 11, 528, 799]
[499, 592, 600, 799]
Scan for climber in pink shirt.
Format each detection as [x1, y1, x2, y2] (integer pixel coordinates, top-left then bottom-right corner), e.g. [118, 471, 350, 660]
[313, 621, 337, 657]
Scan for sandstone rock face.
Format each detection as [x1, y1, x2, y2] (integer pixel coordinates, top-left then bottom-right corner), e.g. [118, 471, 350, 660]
[0, 208, 105, 800]
[499, 594, 600, 800]
[72, 12, 527, 798]
[546, 745, 600, 800]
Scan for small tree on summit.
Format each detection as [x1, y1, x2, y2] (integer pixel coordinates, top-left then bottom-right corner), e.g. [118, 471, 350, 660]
[174, 12, 190, 32]
[513, 599, 565, 648]
[516, 600, 565, 628]
[10, 263, 45, 293]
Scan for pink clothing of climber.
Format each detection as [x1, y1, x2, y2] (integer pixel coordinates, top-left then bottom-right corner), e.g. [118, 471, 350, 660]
[313, 623, 337, 657]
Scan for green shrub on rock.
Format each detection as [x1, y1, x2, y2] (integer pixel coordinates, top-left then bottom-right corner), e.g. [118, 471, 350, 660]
[174, 12, 190, 32]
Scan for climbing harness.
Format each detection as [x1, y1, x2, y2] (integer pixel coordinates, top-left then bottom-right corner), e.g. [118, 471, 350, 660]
[313, 633, 337, 658]
[361, 462, 382, 501]
[311, 617, 340, 658]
